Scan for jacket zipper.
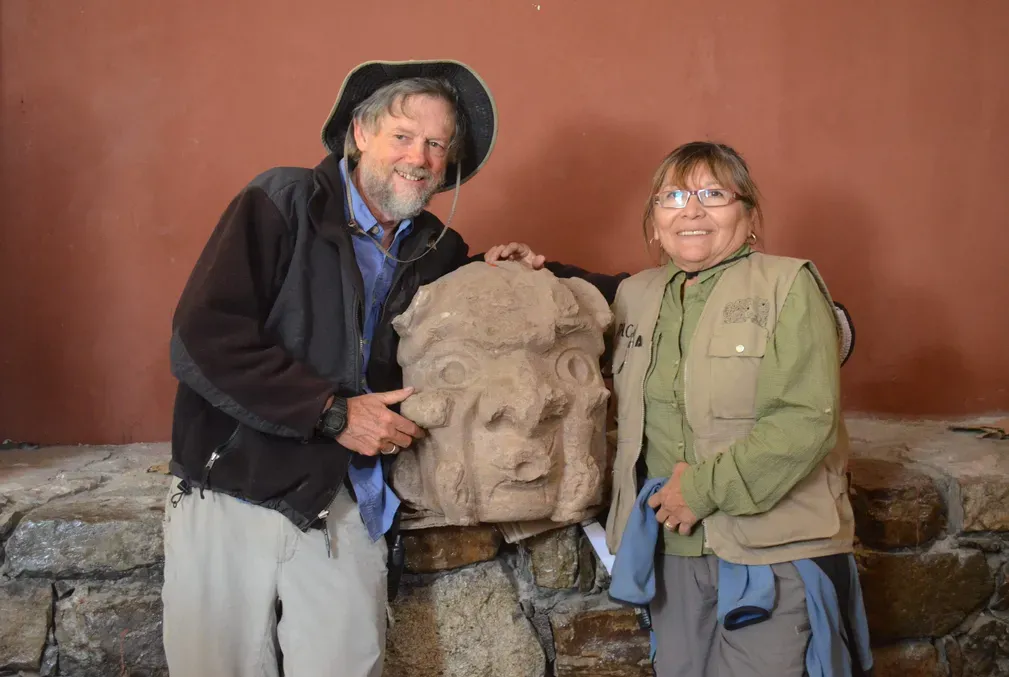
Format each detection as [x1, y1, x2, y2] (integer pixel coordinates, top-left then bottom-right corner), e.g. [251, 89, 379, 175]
[318, 507, 332, 557]
[201, 425, 241, 497]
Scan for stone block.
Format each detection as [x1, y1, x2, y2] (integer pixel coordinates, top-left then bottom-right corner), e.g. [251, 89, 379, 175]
[959, 615, 1009, 677]
[960, 475, 1009, 533]
[4, 495, 164, 577]
[0, 581, 51, 671]
[577, 535, 598, 593]
[402, 525, 501, 573]
[871, 642, 944, 677]
[385, 561, 545, 677]
[550, 598, 652, 677]
[526, 525, 580, 589]
[54, 579, 167, 677]
[993, 562, 1009, 612]
[857, 548, 994, 642]
[849, 458, 945, 548]
[939, 635, 964, 677]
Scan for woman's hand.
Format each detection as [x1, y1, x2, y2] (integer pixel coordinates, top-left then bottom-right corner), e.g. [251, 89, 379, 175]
[648, 462, 700, 536]
[484, 242, 546, 270]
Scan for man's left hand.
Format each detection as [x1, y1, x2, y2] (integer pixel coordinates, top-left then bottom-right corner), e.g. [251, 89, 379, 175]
[648, 462, 699, 536]
[484, 242, 546, 270]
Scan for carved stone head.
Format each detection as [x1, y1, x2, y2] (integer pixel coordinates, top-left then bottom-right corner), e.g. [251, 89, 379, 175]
[391, 261, 613, 526]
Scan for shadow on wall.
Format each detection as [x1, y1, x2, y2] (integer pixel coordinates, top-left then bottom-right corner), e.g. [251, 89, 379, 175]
[475, 120, 662, 275]
[777, 190, 968, 415]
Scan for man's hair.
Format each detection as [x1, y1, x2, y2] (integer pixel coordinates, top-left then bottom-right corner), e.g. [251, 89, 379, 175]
[343, 77, 465, 163]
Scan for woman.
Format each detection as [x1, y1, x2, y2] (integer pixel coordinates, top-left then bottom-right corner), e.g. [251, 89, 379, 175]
[605, 142, 869, 677]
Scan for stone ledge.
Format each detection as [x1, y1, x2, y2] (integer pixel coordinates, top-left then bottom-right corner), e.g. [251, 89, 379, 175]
[2, 418, 1008, 675]
[848, 418, 1009, 536]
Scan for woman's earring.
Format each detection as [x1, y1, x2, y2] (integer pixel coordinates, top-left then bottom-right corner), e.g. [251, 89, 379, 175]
[747, 232, 757, 245]
[650, 230, 659, 244]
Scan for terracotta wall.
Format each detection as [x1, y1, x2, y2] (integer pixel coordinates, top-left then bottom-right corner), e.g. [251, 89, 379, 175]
[2, 0, 1007, 444]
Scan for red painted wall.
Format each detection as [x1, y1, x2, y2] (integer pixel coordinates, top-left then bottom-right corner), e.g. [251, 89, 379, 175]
[2, 1, 1007, 444]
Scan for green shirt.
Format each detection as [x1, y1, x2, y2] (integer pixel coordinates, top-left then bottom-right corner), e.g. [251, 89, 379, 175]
[643, 247, 841, 555]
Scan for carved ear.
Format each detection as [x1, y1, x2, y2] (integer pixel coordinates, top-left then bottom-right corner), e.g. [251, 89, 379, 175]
[558, 278, 614, 332]
[392, 287, 432, 337]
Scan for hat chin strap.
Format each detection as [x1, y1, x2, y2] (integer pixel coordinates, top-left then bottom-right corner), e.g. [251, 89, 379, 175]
[344, 162, 462, 265]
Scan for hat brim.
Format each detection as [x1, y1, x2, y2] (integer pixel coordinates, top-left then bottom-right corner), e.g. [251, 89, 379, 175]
[321, 60, 497, 192]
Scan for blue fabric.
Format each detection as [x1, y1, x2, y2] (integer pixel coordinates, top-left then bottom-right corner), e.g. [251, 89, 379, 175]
[794, 557, 874, 677]
[716, 561, 775, 630]
[844, 553, 874, 672]
[338, 158, 411, 542]
[609, 477, 667, 605]
[609, 480, 873, 676]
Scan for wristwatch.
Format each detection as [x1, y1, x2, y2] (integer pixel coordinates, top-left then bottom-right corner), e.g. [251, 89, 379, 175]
[317, 397, 349, 438]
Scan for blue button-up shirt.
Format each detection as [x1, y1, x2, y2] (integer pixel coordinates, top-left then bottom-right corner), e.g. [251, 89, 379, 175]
[339, 158, 409, 542]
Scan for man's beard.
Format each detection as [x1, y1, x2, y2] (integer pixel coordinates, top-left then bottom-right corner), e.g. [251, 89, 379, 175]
[358, 162, 444, 222]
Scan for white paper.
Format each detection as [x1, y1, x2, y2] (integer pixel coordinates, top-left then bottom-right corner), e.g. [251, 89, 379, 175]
[580, 518, 615, 575]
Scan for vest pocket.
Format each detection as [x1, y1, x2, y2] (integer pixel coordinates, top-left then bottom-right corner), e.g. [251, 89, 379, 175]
[727, 465, 842, 548]
[706, 324, 767, 419]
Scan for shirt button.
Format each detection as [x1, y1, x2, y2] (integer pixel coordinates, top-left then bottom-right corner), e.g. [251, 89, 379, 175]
[735, 345, 745, 353]
[677, 442, 685, 448]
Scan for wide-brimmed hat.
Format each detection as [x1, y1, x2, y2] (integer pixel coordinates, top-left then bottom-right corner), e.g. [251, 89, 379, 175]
[321, 59, 497, 191]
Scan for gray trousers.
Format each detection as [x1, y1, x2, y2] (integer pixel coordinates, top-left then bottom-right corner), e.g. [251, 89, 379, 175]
[162, 479, 388, 677]
[650, 554, 810, 677]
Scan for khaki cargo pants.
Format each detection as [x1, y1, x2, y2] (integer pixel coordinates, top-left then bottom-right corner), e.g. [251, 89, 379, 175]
[162, 478, 388, 677]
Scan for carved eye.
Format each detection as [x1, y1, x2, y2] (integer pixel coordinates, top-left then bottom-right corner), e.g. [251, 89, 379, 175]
[555, 349, 595, 385]
[428, 354, 479, 389]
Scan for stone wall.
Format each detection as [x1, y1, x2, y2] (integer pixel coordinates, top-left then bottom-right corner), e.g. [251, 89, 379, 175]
[1, 418, 1008, 676]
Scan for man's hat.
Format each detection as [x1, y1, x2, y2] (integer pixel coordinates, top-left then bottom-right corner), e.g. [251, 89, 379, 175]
[321, 59, 497, 191]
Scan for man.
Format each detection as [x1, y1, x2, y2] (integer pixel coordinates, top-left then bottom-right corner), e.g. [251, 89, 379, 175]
[163, 60, 607, 677]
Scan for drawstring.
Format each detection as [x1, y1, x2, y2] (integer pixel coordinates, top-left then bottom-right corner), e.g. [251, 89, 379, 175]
[169, 478, 191, 507]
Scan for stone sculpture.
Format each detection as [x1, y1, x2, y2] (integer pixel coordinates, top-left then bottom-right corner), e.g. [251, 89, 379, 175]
[391, 261, 613, 529]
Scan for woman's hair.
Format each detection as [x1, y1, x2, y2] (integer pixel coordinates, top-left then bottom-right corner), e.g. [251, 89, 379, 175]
[642, 141, 763, 248]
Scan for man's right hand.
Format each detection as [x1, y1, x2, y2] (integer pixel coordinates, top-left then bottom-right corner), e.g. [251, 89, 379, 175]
[334, 387, 425, 456]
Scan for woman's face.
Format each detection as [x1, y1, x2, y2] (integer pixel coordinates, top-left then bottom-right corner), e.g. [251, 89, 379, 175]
[651, 164, 753, 273]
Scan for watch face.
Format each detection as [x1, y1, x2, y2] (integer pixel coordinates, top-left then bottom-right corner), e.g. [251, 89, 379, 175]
[326, 407, 346, 432]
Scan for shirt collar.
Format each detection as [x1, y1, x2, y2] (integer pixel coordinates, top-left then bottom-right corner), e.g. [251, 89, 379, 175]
[338, 158, 412, 240]
[666, 243, 752, 284]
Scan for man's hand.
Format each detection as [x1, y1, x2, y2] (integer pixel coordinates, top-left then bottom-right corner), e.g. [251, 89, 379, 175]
[484, 242, 546, 270]
[647, 462, 700, 536]
[334, 387, 426, 456]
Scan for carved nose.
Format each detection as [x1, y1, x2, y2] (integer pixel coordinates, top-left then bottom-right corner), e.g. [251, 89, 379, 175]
[479, 368, 567, 432]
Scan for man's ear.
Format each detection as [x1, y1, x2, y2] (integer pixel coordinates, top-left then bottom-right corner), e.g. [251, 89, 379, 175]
[353, 119, 371, 153]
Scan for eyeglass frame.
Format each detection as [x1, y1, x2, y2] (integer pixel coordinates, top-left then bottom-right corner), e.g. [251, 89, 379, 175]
[652, 188, 744, 209]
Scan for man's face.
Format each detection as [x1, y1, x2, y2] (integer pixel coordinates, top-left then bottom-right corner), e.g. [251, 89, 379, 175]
[392, 263, 613, 526]
[353, 93, 455, 222]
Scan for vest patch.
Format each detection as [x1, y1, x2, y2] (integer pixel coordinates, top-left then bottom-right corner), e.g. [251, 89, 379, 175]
[723, 297, 770, 328]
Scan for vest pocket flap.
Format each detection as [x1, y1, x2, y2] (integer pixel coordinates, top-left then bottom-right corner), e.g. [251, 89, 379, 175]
[707, 324, 768, 358]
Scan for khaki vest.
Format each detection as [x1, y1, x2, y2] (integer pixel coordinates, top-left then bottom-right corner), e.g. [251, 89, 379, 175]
[605, 253, 854, 565]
